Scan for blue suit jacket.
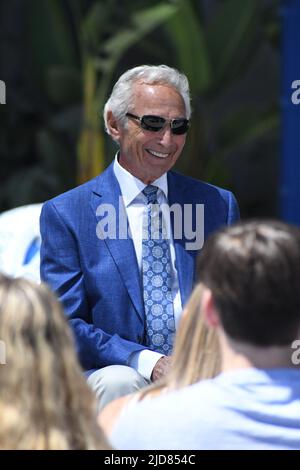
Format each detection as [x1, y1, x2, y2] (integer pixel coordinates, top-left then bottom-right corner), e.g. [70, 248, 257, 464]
[40, 163, 239, 374]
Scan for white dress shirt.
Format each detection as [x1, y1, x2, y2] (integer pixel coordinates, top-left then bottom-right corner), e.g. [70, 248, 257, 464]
[113, 155, 183, 379]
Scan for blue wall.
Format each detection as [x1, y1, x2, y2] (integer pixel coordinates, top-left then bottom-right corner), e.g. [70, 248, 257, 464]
[281, 0, 300, 224]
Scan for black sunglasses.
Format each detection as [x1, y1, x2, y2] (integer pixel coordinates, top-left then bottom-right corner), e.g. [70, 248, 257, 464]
[126, 112, 189, 135]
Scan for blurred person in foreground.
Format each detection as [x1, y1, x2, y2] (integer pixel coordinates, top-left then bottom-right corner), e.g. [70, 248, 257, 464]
[99, 283, 220, 436]
[40, 64, 239, 411]
[0, 274, 110, 450]
[109, 221, 300, 450]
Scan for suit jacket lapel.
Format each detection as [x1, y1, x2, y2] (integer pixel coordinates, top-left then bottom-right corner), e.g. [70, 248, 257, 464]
[90, 164, 144, 322]
[168, 171, 197, 308]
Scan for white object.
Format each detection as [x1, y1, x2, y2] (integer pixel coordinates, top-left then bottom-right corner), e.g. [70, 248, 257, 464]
[0, 203, 43, 282]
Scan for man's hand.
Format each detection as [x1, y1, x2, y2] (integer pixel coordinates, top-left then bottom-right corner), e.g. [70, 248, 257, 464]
[151, 356, 173, 382]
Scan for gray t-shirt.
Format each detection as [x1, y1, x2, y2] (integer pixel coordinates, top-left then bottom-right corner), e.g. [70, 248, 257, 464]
[110, 368, 300, 450]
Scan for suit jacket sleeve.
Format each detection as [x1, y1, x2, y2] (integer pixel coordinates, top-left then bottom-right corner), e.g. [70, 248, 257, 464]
[40, 200, 146, 372]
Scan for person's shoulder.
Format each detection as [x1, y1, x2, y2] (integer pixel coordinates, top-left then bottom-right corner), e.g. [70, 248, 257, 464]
[44, 176, 99, 208]
[98, 394, 133, 437]
[123, 380, 215, 416]
[110, 380, 220, 446]
[168, 170, 235, 200]
[43, 164, 114, 209]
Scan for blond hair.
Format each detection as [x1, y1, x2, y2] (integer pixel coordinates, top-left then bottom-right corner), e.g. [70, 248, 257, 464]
[0, 275, 110, 449]
[139, 283, 220, 400]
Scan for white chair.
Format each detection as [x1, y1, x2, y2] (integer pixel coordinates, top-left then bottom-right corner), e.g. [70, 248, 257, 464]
[0, 203, 43, 282]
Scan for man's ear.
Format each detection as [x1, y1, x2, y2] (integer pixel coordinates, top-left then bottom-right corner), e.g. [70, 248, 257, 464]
[202, 287, 220, 328]
[106, 111, 121, 142]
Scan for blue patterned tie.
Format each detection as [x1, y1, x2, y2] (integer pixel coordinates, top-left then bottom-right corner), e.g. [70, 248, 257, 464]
[142, 185, 175, 355]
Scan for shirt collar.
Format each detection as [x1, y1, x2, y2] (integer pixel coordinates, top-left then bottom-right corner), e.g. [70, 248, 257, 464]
[113, 153, 168, 207]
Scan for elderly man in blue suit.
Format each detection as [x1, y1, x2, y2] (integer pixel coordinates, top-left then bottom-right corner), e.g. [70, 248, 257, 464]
[40, 65, 239, 410]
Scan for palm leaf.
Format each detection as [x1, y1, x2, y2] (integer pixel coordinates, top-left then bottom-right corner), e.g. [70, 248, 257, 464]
[206, 0, 259, 84]
[164, 0, 212, 93]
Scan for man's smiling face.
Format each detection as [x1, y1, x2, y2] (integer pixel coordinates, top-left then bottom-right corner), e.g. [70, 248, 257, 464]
[115, 82, 187, 184]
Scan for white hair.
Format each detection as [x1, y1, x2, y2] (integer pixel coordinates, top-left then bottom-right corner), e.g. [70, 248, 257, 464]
[103, 65, 191, 136]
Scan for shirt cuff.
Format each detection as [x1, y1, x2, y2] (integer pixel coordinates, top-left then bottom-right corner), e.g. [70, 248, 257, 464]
[128, 349, 164, 381]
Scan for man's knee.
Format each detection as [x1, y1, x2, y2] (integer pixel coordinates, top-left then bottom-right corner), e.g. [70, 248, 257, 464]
[87, 365, 149, 411]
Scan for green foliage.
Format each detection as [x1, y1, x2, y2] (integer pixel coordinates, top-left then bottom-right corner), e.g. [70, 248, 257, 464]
[206, 0, 259, 85]
[28, 0, 78, 71]
[1, 0, 280, 218]
[163, 0, 279, 202]
[95, 2, 178, 107]
[165, 0, 212, 93]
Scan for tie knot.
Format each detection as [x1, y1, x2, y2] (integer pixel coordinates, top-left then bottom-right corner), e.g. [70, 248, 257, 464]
[143, 185, 158, 204]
